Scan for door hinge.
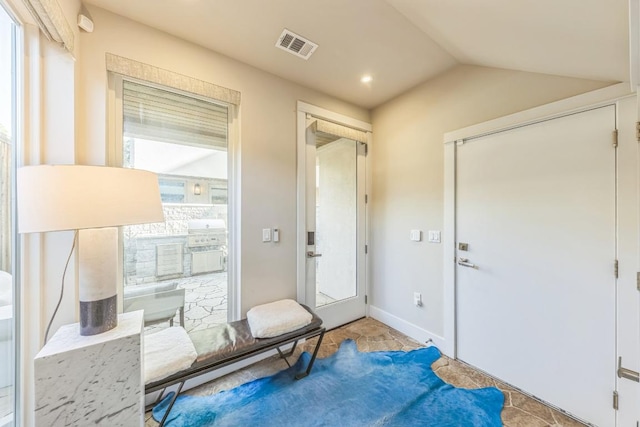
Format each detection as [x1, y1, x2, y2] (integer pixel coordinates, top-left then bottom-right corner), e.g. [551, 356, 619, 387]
[636, 121, 640, 141]
[614, 260, 619, 279]
[365, 245, 368, 254]
[365, 295, 368, 304]
[613, 130, 619, 147]
[364, 143, 369, 156]
[637, 272, 640, 291]
[613, 391, 619, 410]
[365, 194, 368, 204]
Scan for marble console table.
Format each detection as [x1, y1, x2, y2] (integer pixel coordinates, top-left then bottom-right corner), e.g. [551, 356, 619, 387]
[34, 311, 144, 426]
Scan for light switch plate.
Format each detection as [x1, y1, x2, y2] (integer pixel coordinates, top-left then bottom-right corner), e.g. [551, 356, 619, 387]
[262, 228, 272, 242]
[428, 230, 441, 243]
[410, 230, 422, 242]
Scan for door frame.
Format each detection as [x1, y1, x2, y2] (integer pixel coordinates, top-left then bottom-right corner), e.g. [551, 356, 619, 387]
[296, 101, 372, 322]
[442, 82, 639, 423]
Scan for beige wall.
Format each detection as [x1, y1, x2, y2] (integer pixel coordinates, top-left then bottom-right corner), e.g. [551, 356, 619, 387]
[370, 65, 611, 337]
[77, 6, 369, 315]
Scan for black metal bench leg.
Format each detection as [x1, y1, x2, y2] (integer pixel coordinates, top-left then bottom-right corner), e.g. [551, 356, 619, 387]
[295, 329, 325, 380]
[276, 340, 299, 367]
[158, 381, 185, 427]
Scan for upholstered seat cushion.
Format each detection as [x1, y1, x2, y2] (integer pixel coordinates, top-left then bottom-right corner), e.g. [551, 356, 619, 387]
[247, 299, 313, 338]
[144, 327, 197, 384]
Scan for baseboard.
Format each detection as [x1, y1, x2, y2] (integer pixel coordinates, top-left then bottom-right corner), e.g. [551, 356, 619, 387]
[369, 305, 447, 353]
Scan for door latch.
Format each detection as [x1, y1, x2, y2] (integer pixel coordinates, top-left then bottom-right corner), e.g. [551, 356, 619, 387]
[457, 258, 478, 269]
[618, 357, 640, 383]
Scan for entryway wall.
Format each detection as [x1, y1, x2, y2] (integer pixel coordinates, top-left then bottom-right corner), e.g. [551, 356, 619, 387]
[369, 64, 611, 347]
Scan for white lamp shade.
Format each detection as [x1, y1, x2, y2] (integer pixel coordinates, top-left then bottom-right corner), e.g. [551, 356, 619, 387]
[17, 165, 165, 233]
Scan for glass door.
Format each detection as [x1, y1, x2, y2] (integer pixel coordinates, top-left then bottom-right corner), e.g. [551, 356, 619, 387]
[0, 5, 16, 426]
[305, 121, 366, 329]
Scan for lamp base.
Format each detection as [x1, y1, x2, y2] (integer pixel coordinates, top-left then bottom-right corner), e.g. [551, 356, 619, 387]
[80, 294, 117, 335]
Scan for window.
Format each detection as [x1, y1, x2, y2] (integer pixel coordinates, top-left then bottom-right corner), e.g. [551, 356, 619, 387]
[118, 79, 231, 332]
[0, 4, 17, 426]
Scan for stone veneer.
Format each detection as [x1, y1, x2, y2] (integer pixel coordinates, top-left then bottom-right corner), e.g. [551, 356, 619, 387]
[124, 204, 227, 286]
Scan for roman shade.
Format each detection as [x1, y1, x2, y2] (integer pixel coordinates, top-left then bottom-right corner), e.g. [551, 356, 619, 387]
[23, 0, 74, 52]
[122, 80, 228, 149]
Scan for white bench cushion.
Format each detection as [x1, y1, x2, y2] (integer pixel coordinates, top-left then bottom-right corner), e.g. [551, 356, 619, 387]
[247, 299, 312, 338]
[144, 327, 197, 384]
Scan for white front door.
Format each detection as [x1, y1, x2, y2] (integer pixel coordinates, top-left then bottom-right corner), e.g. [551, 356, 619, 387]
[456, 106, 617, 426]
[303, 119, 367, 330]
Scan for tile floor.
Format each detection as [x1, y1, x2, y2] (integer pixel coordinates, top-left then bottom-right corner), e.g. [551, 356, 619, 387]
[145, 317, 586, 427]
[142, 272, 339, 334]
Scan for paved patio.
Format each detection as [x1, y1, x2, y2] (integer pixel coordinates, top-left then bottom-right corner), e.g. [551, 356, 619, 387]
[143, 272, 339, 335]
[143, 272, 228, 334]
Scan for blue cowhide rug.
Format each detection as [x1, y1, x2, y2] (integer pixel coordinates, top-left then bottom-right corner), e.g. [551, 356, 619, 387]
[153, 339, 504, 426]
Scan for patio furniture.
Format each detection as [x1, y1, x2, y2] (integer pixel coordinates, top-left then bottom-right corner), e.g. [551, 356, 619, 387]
[123, 282, 185, 327]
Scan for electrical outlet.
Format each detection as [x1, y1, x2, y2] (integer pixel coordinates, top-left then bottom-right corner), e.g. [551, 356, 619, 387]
[413, 292, 422, 307]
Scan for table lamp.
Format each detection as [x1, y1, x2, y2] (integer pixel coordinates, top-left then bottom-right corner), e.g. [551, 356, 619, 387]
[17, 165, 164, 336]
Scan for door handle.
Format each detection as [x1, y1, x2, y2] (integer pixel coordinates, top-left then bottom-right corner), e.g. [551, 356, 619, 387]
[307, 251, 323, 258]
[457, 258, 478, 269]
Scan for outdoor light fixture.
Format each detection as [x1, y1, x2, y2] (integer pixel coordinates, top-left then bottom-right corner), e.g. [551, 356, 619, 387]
[193, 183, 201, 195]
[17, 165, 164, 338]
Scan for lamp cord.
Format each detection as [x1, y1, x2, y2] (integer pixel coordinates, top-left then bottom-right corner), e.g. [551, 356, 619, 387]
[43, 230, 78, 344]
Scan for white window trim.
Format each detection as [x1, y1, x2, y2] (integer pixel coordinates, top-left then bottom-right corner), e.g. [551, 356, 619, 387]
[107, 72, 241, 322]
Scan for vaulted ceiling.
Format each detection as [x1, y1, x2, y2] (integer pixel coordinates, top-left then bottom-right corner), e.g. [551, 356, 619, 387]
[83, 0, 630, 109]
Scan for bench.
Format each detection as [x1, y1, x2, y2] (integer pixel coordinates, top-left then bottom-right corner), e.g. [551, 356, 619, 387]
[146, 304, 325, 426]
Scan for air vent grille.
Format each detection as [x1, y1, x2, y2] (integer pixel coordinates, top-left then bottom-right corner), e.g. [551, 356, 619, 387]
[276, 29, 318, 60]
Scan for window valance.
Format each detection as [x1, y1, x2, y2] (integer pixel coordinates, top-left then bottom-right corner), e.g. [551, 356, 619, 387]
[106, 53, 241, 106]
[314, 118, 368, 143]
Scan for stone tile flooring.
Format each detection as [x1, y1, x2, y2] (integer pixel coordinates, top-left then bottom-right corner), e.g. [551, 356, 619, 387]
[144, 273, 339, 334]
[316, 291, 337, 307]
[142, 272, 228, 335]
[145, 317, 586, 427]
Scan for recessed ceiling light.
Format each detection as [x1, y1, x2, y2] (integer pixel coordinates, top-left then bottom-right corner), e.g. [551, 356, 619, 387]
[360, 75, 372, 84]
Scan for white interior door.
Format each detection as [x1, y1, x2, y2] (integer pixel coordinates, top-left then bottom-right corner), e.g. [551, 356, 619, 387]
[304, 120, 366, 330]
[456, 106, 617, 426]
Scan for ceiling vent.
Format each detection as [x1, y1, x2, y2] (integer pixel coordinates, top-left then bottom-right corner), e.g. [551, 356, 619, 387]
[275, 29, 318, 60]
